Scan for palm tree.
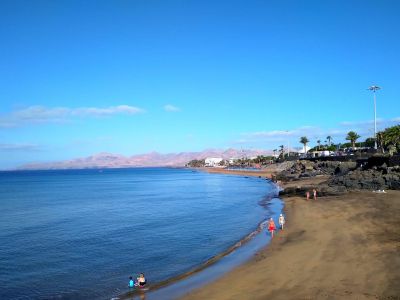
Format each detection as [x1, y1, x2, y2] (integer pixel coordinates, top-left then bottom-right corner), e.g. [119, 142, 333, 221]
[300, 136, 309, 154]
[346, 131, 361, 148]
[279, 145, 284, 157]
[326, 136, 332, 146]
[376, 132, 385, 153]
[381, 125, 400, 152]
[317, 139, 321, 150]
[273, 149, 277, 157]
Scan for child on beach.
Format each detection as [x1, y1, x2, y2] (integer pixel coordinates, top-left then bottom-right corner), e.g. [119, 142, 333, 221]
[135, 273, 147, 288]
[313, 189, 317, 200]
[129, 276, 134, 288]
[306, 191, 310, 200]
[278, 214, 285, 230]
[268, 218, 276, 238]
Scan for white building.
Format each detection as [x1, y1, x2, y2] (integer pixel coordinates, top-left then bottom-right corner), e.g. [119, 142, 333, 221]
[309, 150, 333, 157]
[228, 158, 239, 164]
[297, 146, 311, 154]
[205, 157, 223, 167]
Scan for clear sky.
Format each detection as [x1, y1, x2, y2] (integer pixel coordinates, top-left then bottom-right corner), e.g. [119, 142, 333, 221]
[1, 0, 399, 168]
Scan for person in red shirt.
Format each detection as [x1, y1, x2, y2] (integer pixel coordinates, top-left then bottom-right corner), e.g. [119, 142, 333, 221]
[268, 218, 276, 238]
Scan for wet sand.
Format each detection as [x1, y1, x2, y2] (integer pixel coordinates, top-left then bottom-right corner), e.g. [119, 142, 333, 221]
[181, 171, 400, 299]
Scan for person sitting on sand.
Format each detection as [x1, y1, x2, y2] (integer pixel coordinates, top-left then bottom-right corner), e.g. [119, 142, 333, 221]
[135, 273, 147, 288]
[129, 276, 134, 288]
[278, 214, 285, 230]
[268, 218, 276, 238]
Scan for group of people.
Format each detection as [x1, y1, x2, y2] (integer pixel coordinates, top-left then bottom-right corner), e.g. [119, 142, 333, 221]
[128, 214, 286, 292]
[306, 189, 318, 201]
[267, 213, 285, 238]
[129, 213, 287, 289]
[129, 273, 147, 289]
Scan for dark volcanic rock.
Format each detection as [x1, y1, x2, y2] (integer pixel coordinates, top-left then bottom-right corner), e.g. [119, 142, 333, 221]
[318, 184, 348, 196]
[334, 161, 357, 175]
[279, 184, 347, 197]
[277, 158, 400, 196]
[328, 167, 400, 191]
[277, 160, 358, 181]
[279, 185, 311, 197]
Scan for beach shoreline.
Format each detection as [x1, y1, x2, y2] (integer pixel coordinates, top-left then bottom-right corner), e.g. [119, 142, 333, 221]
[180, 168, 400, 300]
[197, 167, 275, 179]
[119, 170, 282, 300]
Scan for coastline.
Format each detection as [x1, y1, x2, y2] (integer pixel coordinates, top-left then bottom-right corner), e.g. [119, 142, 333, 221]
[180, 169, 400, 299]
[118, 170, 282, 300]
[198, 167, 275, 179]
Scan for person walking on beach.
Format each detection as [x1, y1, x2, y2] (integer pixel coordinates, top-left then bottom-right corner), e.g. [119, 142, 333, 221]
[313, 189, 317, 200]
[306, 191, 310, 201]
[268, 218, 276, 238]
[278, 214, 285, 230]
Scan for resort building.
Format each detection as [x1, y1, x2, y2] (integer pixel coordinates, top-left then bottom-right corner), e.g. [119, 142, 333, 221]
[309, 150, 334, 158]
[297, 146, 311, 154]
[228, 158, 239, 164]
[205, 157, 223, 167]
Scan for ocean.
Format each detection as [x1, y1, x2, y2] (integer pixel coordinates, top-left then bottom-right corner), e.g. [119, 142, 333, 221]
[0, 168, 280, 300]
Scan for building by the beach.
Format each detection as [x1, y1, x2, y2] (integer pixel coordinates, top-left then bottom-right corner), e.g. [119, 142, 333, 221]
[205, 157, 223, 167]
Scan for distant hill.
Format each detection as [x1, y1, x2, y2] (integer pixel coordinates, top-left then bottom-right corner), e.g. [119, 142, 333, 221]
[18, 148, 273, 170]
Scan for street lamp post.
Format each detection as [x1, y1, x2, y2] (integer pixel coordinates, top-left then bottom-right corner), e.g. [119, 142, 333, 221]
[368, 85, 380, 150]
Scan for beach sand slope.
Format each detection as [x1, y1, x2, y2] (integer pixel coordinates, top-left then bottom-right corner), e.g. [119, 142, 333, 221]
[181, 190, 400, 300]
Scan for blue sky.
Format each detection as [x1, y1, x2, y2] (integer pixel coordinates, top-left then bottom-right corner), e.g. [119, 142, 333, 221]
[1, 0, 399, 168]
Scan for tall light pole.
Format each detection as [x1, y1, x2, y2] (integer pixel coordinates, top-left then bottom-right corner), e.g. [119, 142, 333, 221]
[368, 85, 380, 150]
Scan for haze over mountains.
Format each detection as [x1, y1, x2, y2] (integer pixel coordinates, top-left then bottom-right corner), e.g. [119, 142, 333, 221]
[18, 148, 273, 170]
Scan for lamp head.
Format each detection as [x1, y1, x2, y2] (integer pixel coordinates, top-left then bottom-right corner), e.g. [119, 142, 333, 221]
[368, 85, 381, 91]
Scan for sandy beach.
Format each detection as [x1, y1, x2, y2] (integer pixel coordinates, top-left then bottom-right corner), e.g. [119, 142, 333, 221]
[181, 170, 400, 300]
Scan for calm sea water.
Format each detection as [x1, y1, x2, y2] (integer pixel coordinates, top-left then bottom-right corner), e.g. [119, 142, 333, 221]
[0, 168, 278, 300]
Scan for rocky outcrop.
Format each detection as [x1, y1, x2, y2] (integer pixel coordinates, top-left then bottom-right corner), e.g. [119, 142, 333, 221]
[276, 160, 357, 181]
[329, 166, 400, 190]
[277, 157, 400, 196]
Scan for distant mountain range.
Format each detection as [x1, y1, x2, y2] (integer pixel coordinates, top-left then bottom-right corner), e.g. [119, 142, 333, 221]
[18, 148, 273, 170]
